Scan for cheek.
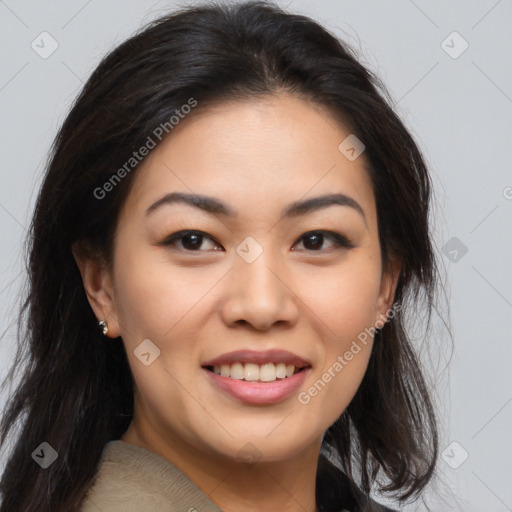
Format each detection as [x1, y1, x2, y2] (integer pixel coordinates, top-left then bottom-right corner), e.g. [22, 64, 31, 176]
[111, 245, 226, 409]
[295, 257, 380, 423]
[112, 243, 220, 341]
[298, 311, 374, 432]
[311, 346, 373, 433]
[299, 254, 382, 338]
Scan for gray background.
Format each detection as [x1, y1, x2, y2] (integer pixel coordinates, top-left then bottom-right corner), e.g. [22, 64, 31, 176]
[1, 1, 511, 510]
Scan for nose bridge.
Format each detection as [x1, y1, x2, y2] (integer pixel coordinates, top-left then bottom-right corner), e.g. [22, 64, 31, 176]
[220, 237, 299, 330]
[239, 246, 282, 294]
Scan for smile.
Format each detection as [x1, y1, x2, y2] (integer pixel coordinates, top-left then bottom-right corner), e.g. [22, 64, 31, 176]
[205, 362, 307, 382]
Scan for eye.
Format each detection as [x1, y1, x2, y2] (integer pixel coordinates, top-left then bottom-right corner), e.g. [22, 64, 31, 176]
[292, 230, 354, 252]
[159, 229, 354, 253]
[160, 230, 222, 252]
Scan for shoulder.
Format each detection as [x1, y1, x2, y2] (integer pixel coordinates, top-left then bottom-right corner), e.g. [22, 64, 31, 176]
[78, 440, 223, 512]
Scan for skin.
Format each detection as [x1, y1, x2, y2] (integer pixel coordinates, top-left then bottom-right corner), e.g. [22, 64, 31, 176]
[74, 94, 400, 512]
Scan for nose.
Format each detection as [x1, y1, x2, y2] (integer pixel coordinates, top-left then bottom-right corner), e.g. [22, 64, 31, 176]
[219, 249, 300, 331]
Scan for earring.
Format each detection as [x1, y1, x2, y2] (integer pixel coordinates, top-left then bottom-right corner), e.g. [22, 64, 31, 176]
[98, 320, 108, 336]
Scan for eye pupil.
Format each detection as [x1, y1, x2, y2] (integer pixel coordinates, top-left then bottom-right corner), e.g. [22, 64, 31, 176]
[303, 233, 323, 250]
[183, 233, 202, 250]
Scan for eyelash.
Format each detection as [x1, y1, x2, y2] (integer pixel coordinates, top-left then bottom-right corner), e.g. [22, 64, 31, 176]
[159, 230, 355, 253]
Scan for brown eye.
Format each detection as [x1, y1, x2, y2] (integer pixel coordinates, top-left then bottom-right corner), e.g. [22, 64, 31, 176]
[160, 229, 354, 253]
[293, 231, 354, 252]
[161, 230, 222, 252]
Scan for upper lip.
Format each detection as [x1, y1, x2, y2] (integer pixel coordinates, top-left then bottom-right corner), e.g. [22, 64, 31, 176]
[201, 349, 311, 368]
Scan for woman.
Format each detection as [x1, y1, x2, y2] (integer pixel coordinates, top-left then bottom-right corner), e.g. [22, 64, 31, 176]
[0, 2, 440, 511]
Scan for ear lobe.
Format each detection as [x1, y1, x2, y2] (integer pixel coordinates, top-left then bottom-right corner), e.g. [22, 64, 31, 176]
[71, 243, 121, 338]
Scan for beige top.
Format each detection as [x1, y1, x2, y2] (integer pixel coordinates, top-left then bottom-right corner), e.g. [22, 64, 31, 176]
[79, 440, 224, 512]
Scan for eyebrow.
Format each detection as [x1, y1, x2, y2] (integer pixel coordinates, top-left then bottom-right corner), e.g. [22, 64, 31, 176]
[146, 191, 366, 223]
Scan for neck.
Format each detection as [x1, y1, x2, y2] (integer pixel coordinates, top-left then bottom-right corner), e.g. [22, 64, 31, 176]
[206, 453, 321, 512]
[121, 423, 322, 512]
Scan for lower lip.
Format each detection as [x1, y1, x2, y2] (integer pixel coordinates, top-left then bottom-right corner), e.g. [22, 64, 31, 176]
[203, 367, 311, 405]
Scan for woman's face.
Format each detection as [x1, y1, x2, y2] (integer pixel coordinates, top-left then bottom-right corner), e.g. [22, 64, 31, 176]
[92, 94, 398, 463]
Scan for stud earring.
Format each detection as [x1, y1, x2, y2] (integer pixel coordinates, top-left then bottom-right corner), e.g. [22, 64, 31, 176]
[98, 320, 108, 336]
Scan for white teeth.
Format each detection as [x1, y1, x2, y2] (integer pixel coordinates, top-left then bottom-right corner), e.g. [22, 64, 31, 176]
[230, 362, 245, 380]
[244, 363, 260, 381]
[210, 362, 302, 381]
[259, 363, 276, 382]
[275, 363, 287, 378]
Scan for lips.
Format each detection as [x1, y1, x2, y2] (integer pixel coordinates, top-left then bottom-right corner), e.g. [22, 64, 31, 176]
[201, 349, 312, 403]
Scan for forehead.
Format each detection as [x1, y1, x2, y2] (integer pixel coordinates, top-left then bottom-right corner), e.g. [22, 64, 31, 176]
[119, 94, 376, 225]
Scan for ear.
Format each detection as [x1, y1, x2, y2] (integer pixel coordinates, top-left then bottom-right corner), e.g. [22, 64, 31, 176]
[72, 243, 121, 338]
[375, 256, 401, 327]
